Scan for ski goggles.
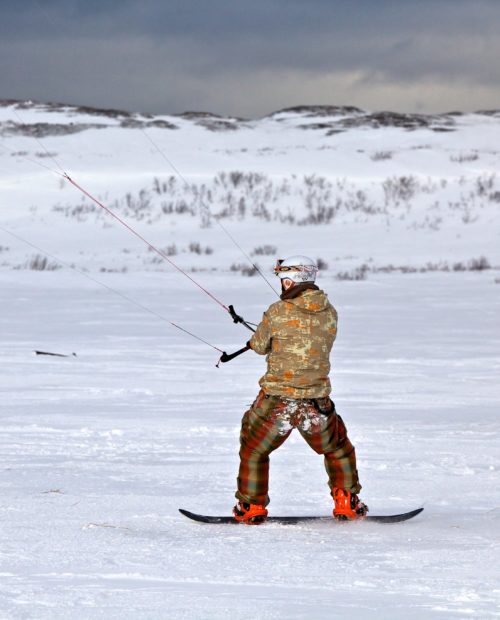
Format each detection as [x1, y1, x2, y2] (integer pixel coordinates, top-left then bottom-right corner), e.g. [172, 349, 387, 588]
[274, 260, 301, 275]
[274, 260, 315, 275]
[274, 265, 303, 274]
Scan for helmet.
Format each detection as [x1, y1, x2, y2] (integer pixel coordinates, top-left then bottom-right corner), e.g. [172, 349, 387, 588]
[274, 255, 318, 283]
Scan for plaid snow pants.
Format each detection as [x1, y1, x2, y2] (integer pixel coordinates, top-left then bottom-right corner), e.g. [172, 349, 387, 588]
[236, 390, 362, 506]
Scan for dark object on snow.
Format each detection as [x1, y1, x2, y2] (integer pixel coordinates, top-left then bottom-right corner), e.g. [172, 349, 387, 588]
[34, 350, 77, 358]
[179, 507, 424, 525]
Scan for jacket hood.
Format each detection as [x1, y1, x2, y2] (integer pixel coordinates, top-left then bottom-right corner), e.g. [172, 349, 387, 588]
[285, 289, 330, 314]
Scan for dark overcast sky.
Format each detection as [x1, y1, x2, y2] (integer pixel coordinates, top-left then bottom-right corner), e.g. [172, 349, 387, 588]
[1, 0, 499, 117]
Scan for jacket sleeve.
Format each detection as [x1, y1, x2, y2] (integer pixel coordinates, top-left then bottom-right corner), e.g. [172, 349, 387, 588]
[249, 311, 272, 355]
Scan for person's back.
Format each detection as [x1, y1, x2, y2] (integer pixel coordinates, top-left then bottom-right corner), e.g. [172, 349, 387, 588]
[250, 285, 338, 399]
[233, 255, 368, 524]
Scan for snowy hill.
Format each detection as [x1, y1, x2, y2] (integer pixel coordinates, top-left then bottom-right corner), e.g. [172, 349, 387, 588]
[1, 101, 499, 619]
[1, 99, 499, 277]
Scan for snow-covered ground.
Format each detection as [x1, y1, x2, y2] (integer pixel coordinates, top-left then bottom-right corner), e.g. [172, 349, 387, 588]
[1, 101, 499, 618]
[1, 101, 499, 274]
[1, 270, 499, 619]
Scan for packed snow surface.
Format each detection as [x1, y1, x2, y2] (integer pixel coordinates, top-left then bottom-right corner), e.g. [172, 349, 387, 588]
[1, 271, 499, 619]
[1, 102, 499, 618]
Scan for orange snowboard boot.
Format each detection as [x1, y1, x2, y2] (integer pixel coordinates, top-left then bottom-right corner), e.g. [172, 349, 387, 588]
[233, 501, 268, 524]
[333, 488, 368, 520]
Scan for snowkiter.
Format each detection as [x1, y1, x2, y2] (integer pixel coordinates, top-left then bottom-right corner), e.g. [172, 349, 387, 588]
[233, 255, 368, 524]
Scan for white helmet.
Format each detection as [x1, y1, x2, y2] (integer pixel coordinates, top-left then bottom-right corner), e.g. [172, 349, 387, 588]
[274, 255, 318, 283]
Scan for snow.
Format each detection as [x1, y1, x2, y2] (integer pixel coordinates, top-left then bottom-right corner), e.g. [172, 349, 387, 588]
[1, 270, 499, 619]
[1, 102, 500, 618]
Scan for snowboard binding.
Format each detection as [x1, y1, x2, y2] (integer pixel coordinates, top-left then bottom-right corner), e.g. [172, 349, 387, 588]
[233, 501, 268, 525]
[333, 488, 369, 521]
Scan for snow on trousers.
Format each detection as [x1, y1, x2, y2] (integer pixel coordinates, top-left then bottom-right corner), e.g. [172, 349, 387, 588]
[236, 390, 362, 506]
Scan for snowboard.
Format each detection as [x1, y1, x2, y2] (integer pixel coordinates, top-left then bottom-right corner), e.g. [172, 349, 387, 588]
[179, 507, 423, 524]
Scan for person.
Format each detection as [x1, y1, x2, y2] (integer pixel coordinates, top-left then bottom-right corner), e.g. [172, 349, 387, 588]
[233, 255, 368, 524]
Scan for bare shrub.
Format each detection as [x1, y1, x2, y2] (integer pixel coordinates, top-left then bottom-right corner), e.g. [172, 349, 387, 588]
[188, 242, 213, 255]
[468, 256, 490, 271]
[149, 244, 177, 257]
[316, 258, 329, 270]
[100, 266, 128, 273]
[336, 265, 369, 280]
[476, 174, 496, 196]
[175, 200, 196, 215]
[230, 262, 259, 276]
[52, 201, 97, 221]
[5, 121, 106, 138]
[450, 152, 479, 163]
[410, 213, 443, 231]
[344, 190, 379, 214]
[299, 203, 338, 224]
[153, 177, 162, 195]
[153, 176, 177, 195]
[371, 151, 393, 161]
[229, 171, 245, 187]
[374, 258, 491, 274]
[196, 119, 241, 132]
[296, 175, 340, 224]
[54, 168, 497, 233]
[375, 264, 398, 273]
[383, 176, 418, 205]
[237, 197, 246, 219]
[421, 261, 450, 272]
[251, 202, 272, 221]
[274, 210, 296, 224]
[124, 190, 152, 219]
[252, 245, 277, 256]
[26, 254, 60, 271]
[189, 242, 202, 254]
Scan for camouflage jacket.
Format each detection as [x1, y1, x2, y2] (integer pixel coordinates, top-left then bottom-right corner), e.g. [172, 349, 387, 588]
[249, 288, 338, 398]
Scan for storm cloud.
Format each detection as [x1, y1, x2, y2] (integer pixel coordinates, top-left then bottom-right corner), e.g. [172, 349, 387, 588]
[1, 0, 499, 116]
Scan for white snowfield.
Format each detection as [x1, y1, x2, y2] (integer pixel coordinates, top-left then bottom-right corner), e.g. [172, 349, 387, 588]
[1, 101, 499, 619]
